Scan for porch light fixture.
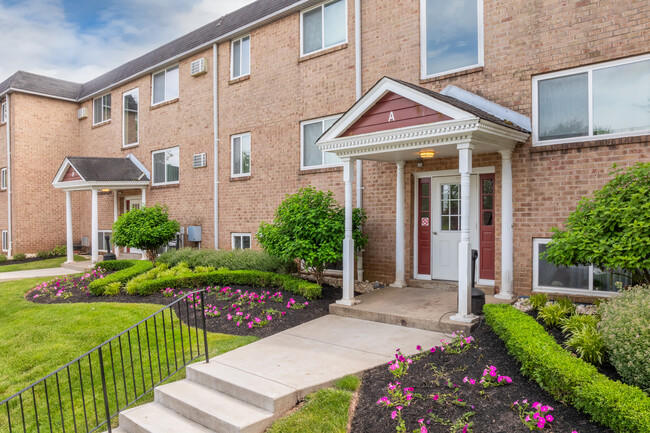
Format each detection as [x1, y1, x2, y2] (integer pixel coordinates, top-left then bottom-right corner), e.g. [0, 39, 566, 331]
[101, 189, 110, 192]
[419, 150, 435, 159]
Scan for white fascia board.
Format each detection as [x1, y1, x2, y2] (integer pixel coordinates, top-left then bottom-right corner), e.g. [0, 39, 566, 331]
[126, 154, 151, 180]
[53, 180, 150, 191]
[0, 88, 78, 103]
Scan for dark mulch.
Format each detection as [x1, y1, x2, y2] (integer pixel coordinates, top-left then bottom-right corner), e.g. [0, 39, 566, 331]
[527, 311, 622, 382]
[28, 278, 345, 339]
[351, 322, 611, 433]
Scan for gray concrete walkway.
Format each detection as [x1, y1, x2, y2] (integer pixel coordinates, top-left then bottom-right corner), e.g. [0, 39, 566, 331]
[113, 315, 445, 433]
[0, 266, 79, 282]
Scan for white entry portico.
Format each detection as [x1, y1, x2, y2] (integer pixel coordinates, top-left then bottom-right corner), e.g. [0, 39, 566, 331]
[317, 78, 530, 322]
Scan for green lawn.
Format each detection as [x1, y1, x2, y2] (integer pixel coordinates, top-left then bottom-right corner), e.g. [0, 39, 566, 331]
[0, 255, 88, 273]
[0, 277, 257, 432]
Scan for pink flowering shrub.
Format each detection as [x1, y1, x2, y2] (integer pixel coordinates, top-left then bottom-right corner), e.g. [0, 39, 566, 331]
[29, 267, 109, 300]
[512, 400, 555, 430]
[478, 365, 512, 388]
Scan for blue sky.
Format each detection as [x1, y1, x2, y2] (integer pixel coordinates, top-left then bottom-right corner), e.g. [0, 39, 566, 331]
[0, 0, 256, 84]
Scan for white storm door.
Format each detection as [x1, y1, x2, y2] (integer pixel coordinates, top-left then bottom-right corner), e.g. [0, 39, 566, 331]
[124, 198, 143, 254]
[432, 177, 461, 281]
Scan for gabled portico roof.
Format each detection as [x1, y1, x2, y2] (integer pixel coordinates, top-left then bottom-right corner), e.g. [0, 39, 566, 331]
[52, 155, 151, 191]
[317, 77, 530, 162]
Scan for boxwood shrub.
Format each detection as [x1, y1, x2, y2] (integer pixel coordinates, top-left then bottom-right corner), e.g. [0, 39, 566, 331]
[156, 248, 294, 274]
[88, 260, 154, 296]
[131, 269, 321, 299]
[484, 304, 650, 433]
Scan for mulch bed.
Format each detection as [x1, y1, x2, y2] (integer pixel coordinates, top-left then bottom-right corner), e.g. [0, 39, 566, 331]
[28, 276, 347, 339]
[351, 321, 611, 433]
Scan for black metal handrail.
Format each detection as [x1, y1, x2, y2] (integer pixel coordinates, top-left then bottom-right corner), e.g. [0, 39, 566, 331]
[1, 289, 210, 433]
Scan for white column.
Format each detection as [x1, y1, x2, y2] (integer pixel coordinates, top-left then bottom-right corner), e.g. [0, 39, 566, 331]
[337, 157, 359, 306]
[113, 191, 120, 259]
[451, 143, 476, 323]
[141, 188, 146, 207]
[496, 149, 514, 299]
[91, 189, 99, 263]
[65, 191, 73, 264]
[391, 161, 407, 288]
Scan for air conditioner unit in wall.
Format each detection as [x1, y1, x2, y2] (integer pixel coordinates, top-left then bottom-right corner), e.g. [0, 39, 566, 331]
[190, 58, 207, 77]
[193, 153, 207, 168]
[77, 107, 88, 120]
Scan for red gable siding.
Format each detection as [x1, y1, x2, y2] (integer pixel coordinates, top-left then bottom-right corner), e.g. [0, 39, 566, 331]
[342, 92, 452, 137]
[62, 166, 82, 182]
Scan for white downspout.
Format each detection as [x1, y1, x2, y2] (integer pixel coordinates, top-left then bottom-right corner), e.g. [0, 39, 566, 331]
[5, 94, 11, 258]
[213, 43, 220, 250]
[355, 0, 364, 281]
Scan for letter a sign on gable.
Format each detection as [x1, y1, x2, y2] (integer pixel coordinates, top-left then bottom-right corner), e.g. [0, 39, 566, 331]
[388, 111, 395, 122]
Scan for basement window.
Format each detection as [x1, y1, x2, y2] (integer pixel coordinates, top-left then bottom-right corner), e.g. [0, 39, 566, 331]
[232, 233, 251, 250]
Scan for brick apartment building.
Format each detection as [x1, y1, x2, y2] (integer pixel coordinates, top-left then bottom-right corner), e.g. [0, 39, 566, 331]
[0, 0, 647, 315]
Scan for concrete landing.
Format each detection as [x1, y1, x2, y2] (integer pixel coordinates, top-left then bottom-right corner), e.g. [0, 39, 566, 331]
[330, 286, 513, 334]
[61, 260, 94, 272]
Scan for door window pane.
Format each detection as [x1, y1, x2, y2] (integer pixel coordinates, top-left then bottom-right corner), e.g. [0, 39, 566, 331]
[538, 73, 589, 141]
[425, 0, 480, 76]
[482, 211, 493, 226]
[593, 60, 650, 135]
[440, 183, 461, 231]
[482, 194, 493, 210]
[482, 179, 493, 195]
[303, 7, 322, 54]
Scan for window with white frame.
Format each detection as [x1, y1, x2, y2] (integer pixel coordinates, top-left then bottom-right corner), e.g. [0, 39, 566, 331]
[231, 35, 250, 79]
[421, 0, 483, 79]
[97, 230, 112, 251]
[123, 89, 139, 147]
[152, 65, 180, 105]
[533, 55, 650, 145]
[532, 238, 630, 295]
[152, 147, 180, 185]
[231, 133, 251, 177]
[301, 0, 347, 56]
[1, 230, 7, 252]
[0, 101, 7, 123]
[232, 233, 251, 250]
[0, 168, 6, 190]
[93, 93, 111, 125]
[301, 115, 341, 169]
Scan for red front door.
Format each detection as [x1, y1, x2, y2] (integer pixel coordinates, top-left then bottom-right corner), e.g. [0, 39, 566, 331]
[479, 174, 495, 280]
[417, 178, 431, 275]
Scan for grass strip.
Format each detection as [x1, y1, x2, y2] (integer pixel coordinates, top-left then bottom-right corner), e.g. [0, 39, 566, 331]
[0, 255, 88, 273]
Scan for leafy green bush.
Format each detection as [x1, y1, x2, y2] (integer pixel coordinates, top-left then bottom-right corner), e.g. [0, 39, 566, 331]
[529, 293, 548, 310]
[36, 250, 53, 259]
[112, 204, 180, 261]
[554, 296, 575, 315]
[560, 314, 599, 335]
[484, 304, 650, 433]
[103, 282, 122, 296]
[130, 269, 322, 299]
[537, 304, 570, 327]
[565, 323, 605, 365]
[13, 253, 27, 261]
[124, 262, 194, 295]
[156, 248, 288, 273]
[52, 245, 66, 256]
[0, 254, 7, 263]
[88, 260, 154, 296]
[599, 285, 650, 392]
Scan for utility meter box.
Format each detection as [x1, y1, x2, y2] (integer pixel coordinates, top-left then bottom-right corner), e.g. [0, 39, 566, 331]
[187, 226, 202, 242]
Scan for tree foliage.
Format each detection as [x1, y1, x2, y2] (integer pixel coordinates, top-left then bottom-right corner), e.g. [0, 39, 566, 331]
[112, 205, 180, 261]
[256, 187, 367, 285]
[544, 163, 650, 285]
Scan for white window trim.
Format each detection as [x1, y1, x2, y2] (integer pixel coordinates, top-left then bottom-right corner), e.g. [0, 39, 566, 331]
[300, 0, 348, 58]
[231, 133, 251, 178]
[122, 88, 139, 148]
[92, 93, 111, 126]
[231, 233, 252, 249]
[532, 53, 650, 147]
[1, 230, 7, 252]
[0, 168, 6, 190]
[0, 101, 7, 124]
[230, 35, 251, 80]
[151, 64, 180, 106]
[419, 0, 484, 80]
[151, 146, 180, 186]
[300, 115, 343, 170]
[532, 238, 619, 297]
[97, 230, 113, 252]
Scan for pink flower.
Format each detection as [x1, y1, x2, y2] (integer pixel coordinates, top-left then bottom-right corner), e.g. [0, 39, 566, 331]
[416, 345, 422, 351]
[391, 411, 397, 420]
[537, 419, 545, 429]
[545, 415, 553, 422]
[267, 315, 272, 321]
[540, 405, 549, 412]
[421, 427, 427, 433]
[433, 395, 439, 401]
[532, 402, 541, 410]
[247, 322, 253, 329]
[430, 347, 436, 353]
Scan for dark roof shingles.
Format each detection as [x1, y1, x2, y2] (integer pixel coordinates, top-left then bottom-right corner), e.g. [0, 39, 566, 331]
[0, 71, 81, 100]
[67, 157, 149, 182]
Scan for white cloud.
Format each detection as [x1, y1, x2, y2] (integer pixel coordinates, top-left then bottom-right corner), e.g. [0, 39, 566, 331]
[0, 0, 256, 84]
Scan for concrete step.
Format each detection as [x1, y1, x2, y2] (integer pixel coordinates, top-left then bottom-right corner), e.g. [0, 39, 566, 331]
[408, 279, 458, 291]
[187, 362, 297, 413]
[119, 403, 214, 433]
[61, 260, 93, 272]
[155, 380, 275, 433]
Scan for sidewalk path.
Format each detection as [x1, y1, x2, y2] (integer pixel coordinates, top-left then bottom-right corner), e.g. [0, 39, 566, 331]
[0, 267, 78, 282]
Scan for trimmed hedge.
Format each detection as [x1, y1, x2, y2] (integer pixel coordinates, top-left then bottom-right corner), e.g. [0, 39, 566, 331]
[88, 260, 154, 296]
[156, 248, 294, 274]
[130, 269, 322, 299]
[484, 304, 650, 433]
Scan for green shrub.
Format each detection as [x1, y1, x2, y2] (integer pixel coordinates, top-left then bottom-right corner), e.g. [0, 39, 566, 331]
[13, 253, 27, 261]
[537, 304, 570, 327]
[554, 296, 576, 315]
[36, 250, 53, 259]
[529, 293, 548, 310]
[112, 204, 180, 261]
[560, 314, 599, 335]
[103, 282, 122, 296]
[156, 248, 288, 273]
[88, 260, 154, 296]
[0, 255, 7, 263]
[52, 245, 66, 256]
[484, 304, 650, 433]
[565, 323, 605, 365]
[130, 269, 322, 299]
[124, 262, 194, 295]
[599, 284, 650, 392]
